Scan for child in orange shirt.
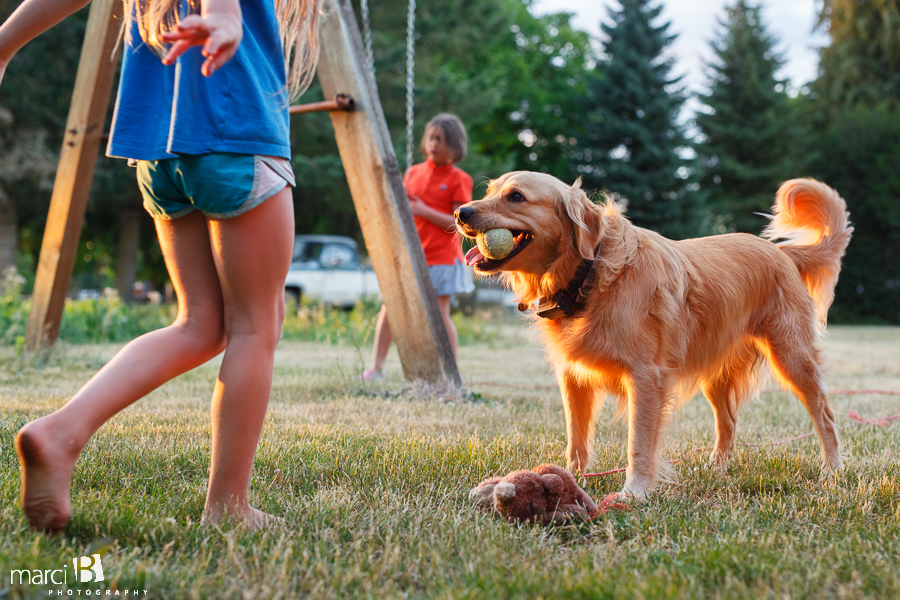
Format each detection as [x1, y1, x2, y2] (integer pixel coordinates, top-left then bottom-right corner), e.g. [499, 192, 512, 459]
[363, 114, 474, 380]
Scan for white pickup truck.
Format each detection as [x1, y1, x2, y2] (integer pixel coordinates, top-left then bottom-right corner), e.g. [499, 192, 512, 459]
[284, 235, 381, 309]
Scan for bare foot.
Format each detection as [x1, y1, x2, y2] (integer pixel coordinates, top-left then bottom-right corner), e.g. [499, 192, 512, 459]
[201, 505, 284, 531]
[244, 507, 286, 530]
[16, 417, 81, 532]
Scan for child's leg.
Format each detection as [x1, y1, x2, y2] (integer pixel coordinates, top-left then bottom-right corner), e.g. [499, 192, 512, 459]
[17, 211, 226, 531]
[201, 187, 294, 526]
[436, 295, 459, 360]
[368, 295, 456, 377]
[367, 304, 392, 374]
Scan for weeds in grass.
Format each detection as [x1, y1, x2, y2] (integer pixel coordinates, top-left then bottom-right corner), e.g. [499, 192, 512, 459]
[0, 288, 516, 349]
[0, 275, 177, 347]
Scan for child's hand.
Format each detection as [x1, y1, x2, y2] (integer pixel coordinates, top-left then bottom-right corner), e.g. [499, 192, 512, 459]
[408, 196, 428, 217]
[161, 12, 243, 77]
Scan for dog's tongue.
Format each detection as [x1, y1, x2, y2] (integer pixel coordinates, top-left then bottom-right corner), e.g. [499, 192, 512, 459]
[465, 246, 485, 266]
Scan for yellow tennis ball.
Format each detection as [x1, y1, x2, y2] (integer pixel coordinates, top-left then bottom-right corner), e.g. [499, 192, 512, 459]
[477, 228, 515, 260]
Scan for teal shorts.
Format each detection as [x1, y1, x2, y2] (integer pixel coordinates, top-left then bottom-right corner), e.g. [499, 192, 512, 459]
[135, 153, 296, 220]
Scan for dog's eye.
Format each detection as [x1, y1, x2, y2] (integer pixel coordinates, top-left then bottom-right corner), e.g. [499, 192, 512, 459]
[507, 191, 526, 203]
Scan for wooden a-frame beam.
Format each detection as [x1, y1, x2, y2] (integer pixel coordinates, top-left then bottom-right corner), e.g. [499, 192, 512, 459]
[24, 0, 122, 351]
[316, 0, 461, 385]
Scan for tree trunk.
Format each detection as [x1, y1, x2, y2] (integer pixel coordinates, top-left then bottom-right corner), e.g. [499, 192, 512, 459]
[115, 209, 140, 303]
[0, 188, 17, 279]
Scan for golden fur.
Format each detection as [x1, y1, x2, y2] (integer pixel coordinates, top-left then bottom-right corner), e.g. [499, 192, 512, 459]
[456, 172, 853, 499]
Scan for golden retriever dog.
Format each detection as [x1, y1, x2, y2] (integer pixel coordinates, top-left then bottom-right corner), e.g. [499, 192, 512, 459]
[455, 172, 852, 499]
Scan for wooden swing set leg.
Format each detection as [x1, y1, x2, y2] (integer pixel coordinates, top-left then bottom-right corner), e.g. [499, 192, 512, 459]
[24, 0, 122, 353]
[316, 0, 460, 385]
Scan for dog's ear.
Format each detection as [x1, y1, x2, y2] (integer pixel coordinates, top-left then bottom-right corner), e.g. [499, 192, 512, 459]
[557, 178, 602, 259]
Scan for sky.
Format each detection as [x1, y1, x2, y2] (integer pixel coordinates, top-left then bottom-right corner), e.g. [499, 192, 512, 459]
[530, 0, 829, 96]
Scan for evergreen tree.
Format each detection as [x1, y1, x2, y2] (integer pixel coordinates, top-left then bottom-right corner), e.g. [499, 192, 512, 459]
[575, 0, 694, 239]
[696, 0, 793, 234]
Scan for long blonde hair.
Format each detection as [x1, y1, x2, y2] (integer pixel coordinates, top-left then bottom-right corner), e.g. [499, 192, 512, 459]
[123, 0, 322, 101]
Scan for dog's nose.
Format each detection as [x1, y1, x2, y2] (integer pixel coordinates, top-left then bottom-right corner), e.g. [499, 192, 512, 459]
[455, 206, 474, 224]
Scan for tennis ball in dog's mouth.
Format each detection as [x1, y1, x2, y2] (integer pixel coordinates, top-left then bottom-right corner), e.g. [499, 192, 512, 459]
[477, 228, 515, 260]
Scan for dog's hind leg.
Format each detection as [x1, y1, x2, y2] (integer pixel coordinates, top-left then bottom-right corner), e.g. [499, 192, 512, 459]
[700, 376, 738, 466]
[622, 367, 671, 500]
[558, 367, 602, 475]
[757, 318, 843, 470]
[700, 346, 764, 465]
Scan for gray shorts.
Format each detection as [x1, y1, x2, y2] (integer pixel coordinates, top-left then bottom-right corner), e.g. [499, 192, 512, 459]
[428, 259, 475, 297]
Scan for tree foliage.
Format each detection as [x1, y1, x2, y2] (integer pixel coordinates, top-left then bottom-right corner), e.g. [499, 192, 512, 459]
[815, 0, 900, 111]
[290, 0, 593, 241]
[807, 106, 900, 323]
[0, 1, 157, 292]
[574, 0, 695, 239]
[2, 0, 899, 323]
[0, 1, 88, 280]
[695, 0, 795, 235]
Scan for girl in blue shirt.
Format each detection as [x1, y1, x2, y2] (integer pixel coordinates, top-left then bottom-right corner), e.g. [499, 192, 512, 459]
[0, 0, 320, 531]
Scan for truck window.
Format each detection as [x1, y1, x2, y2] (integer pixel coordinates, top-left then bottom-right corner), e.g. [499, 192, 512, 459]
[293, 241, 324, 263]
[320, 244, 359, 268]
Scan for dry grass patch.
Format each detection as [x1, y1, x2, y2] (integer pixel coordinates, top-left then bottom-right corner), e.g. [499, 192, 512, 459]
[0, 325, 898, 599]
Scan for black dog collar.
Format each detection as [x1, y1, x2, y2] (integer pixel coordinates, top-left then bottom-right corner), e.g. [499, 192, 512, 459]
[518, 243, 602, 319]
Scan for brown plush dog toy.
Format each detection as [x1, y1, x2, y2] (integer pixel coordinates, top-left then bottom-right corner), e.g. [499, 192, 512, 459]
[469, 464, 597, 524]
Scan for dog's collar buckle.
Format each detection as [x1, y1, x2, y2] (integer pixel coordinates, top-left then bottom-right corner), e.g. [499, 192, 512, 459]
[536, 242, 602, 320]
[536, 293, 577, 319]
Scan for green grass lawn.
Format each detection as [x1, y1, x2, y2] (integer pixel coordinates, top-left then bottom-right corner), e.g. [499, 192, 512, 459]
[1, 325, 898, 599]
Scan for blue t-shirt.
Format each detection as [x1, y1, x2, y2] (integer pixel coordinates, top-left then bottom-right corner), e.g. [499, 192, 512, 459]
[107, 0, 290, 161]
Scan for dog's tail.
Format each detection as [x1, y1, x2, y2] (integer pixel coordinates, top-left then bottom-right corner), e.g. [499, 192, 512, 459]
[762, 178, 853, 329]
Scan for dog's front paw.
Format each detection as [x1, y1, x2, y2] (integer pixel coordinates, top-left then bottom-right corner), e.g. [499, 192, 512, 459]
[824, 456, 844, 472]
[621, 477, 650, 501]
[566, 446, 591, 475]
[709, 447, 733, 468]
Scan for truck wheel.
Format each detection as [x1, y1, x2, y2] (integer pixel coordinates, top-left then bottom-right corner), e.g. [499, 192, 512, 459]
[285, 288, 301, 308]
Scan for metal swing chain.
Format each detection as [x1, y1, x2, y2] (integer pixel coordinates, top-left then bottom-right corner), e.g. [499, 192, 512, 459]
[360, 0, 374, 76]
[357, 0, 415, 171]
[404, 0, 416, 172]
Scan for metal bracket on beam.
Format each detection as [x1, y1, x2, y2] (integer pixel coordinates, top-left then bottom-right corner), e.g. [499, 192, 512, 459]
[289, 93, 356, 115]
